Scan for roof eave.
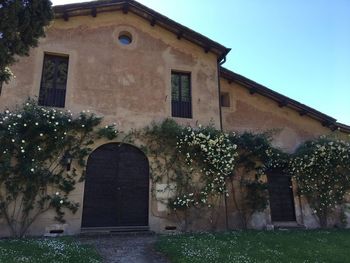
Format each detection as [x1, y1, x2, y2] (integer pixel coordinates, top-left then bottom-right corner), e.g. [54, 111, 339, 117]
[220, 67, 350, 134]
[53, 0, 230, 59]
[336, 123, 350, 134]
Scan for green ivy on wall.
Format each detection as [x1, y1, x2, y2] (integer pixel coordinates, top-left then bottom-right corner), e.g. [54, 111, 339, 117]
[126, 119, 287, 229]
[0, 100, 118, 237]
[290, 136, 350, 228]
[2, 102, 350, 235]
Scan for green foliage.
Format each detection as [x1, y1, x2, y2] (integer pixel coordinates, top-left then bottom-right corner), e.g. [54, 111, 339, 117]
[233, 131, 289, 173]
[131, 121, 288, 229]
[228, 132, 286, 227]
[144, 118, 183, 145]
[243, 180, 268, 212]
[128, 119, 192, 207]
[126, 120, 240, 230]
[131, 120, 350, 230]
[0, 0, 53, 83]
[127, 120, 239, 213]
[139, 118, 185, 182]
[0, 100, 118, 237]
[290, 137, 350, 227]
[172, 125, 238, 209]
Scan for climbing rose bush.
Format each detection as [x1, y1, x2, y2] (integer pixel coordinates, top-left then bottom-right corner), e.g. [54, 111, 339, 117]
[290, 137, 350, 227]
[171, 125, 238, 209]
[0, 100, 118, 237]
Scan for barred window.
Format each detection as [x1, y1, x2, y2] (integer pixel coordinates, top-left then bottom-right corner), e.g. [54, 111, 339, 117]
[38, 54, 69, 108]
[171, 71, 192, 118]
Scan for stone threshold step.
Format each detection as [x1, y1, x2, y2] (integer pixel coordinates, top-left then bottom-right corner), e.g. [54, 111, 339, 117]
[273, 221, 305, 229]
[79, 226, 153, 236]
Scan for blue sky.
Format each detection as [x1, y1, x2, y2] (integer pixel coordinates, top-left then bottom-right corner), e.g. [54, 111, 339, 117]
[52, 0, 350, 125]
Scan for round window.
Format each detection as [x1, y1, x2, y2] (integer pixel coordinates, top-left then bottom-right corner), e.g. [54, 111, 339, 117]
[118, 32, 132, 45]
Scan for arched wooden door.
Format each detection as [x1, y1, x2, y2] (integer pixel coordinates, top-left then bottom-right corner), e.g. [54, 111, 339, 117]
[81, 143, 149, 228]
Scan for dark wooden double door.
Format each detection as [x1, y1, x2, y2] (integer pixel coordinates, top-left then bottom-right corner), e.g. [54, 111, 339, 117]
[267, 172, 296, 222]
[82, 143, 149, 228]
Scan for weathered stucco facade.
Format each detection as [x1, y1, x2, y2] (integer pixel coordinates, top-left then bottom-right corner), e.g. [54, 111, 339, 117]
[220, 80, 340, 230]
[220, 80, 332, 152]
[0, 11, 221, 130]
[0, 0, 349, 236]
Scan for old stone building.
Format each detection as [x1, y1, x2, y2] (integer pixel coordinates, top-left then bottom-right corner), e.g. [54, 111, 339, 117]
[0, 0, 349, 236]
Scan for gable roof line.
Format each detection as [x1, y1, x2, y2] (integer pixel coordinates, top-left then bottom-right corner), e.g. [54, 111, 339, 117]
[53, 1, 349, 134]
[53, 0, 231, 62]
[220, 67, 350, 134]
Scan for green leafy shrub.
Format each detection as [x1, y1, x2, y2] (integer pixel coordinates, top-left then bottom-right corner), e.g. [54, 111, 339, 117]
[290, 137, 350, 227]
[0, 100, 118, 237]
[0, 1, 53, 84]
[229, 132, 287, 227]
[171, 125, 238, 209]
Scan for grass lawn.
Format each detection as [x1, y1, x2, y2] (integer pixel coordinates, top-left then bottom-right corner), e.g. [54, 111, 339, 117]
[0, 237, 101, 263]
[156, 230, 350, 263]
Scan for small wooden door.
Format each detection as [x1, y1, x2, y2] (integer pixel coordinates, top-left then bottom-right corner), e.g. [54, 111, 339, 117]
[81, 143, 149, 228]
[267, 172, 296, 222]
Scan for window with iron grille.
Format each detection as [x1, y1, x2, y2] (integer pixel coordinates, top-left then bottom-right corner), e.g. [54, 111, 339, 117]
[38, 54, 69, 108]
[171, 71, 192, 118]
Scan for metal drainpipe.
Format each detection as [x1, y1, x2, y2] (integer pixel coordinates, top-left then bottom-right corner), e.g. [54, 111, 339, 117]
[217, 55, 227, 229]
[298, 192, 305, 226]
[217, 56, 226, 131]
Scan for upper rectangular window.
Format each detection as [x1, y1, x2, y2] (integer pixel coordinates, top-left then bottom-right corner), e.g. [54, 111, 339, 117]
[171, 71, 192, 118]
[38, 54, 69, 108]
